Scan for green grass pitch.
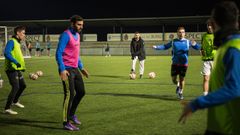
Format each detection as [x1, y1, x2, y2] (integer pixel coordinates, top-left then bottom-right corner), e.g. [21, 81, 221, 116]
[0, 56, 206, 135]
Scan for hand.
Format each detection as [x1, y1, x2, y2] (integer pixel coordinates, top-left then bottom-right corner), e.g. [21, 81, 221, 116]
[81, 69, 89, 78]
[178, 101, 193, 124]
[153, 45, 157, 49]
[191, 39, 196, 46]
[60, 70, 69, 81]
[16, 63, 21, 68]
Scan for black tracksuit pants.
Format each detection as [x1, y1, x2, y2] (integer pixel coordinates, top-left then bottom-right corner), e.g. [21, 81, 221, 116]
[5, 70, 26, 110]
[62, 68, 85, 124]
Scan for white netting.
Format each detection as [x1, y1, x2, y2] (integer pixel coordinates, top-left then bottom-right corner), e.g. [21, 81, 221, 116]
[0, 26, 14, 57]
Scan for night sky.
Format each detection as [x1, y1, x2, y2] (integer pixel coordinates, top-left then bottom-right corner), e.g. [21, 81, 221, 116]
[1, 0, 237, 21]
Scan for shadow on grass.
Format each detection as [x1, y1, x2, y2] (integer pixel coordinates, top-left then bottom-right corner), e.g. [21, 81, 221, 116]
[91, 74, 127, 79]
[0, 117, 62, 130]
[89, 92, 186, 101]
[0, 92, 62, 103]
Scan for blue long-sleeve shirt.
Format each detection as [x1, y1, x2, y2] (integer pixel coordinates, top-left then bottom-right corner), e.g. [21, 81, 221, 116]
[4, 40, 19, 65]
[190, 47, 240, 112]
[55, 28, 83, 72]
[155, 38, 200, 65]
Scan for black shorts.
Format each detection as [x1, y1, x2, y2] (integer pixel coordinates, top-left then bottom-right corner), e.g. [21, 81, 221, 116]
[47, 48, 50, 50]
[171, 65, 188, 77]
[36, 48, 40, 51]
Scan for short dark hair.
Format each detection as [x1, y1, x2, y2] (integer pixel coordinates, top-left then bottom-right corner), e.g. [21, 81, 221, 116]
[135, 31, 140, 34]
[14, 26, 26, 35]
[177, 27, 185, 31]
[211, 1, 239, 28]
[70, 15, 83, 24]
[206, 19, 213, 27]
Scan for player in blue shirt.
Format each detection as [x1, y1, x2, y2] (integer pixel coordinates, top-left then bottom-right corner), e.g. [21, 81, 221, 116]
[153, 27, 200, 99]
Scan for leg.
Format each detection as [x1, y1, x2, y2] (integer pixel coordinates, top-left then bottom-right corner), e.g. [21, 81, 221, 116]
[5, 71, 20, 110]
[179, 76, 185, 92]
[179, 66, 188, 91]
[203, 75, 210, 95]
[202, 61, 212, 95]
[177, 66, 188, 99]
[70, 69, 85, 117]
[176, 75, 185, 100]
[29, 49, 32, 56]
[62, 70, 75, 124]
[171, 76, 178, 85]
[139, 60, 145, 78]
[62, 77, 79, 130]
[35, 49, 38, 56]
[131, 56, 138, 73]
[13, 71, 26, 103]
[171, 65, 181, 97]
[47, 49, 49, 56]
[172, 75, 180, 94]
[171, 65, 178, 85]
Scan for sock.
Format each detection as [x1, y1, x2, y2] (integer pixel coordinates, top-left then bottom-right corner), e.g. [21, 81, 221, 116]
[179, 89, 183, 94]
[203, 92, 208, 96]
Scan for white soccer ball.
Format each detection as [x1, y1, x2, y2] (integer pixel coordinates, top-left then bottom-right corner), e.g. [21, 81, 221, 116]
[129, 73, 136, 80]
[36, 71, 43, 77]
[29, 73, 38, 80]
[148, 72, 156, 79]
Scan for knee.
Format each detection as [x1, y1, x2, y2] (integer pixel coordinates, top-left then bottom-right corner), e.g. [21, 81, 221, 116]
[13, 85, 20, 91]
[80, 91, 85, 98]
[179, 77, 185, 82]
[76, 90, 85, 98]
[21, 84, 26, 90]
[204, 76, 210, 81]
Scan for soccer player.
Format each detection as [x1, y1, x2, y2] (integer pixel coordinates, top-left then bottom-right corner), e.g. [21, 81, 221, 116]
[153, 27, 200, 99]
[56, 15, 89, 131]
[35, 39, 41, 57]
[130, 31, 146, 79]
[201, 20, 216, 96]
[46, 35, 51, 56]
[3, 26, 27, 115]
[179, 1, 240, 134]
[105, 43, 111, 57]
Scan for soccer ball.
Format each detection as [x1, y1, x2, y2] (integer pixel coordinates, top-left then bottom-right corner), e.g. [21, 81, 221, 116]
[36, 71, 43, 77]
[148, 72, 156, 79]
[29, 73, 38, 80]
[129, 73, 136, 80]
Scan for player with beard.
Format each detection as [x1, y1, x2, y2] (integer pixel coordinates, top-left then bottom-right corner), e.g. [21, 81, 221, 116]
[56, 15, 89, 131]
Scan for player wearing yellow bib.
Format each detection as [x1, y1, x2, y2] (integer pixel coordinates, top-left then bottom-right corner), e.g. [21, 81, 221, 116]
[179, 1, 240, 135]
[201, 20, 216, 96]
[3, 26, 27, 115]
